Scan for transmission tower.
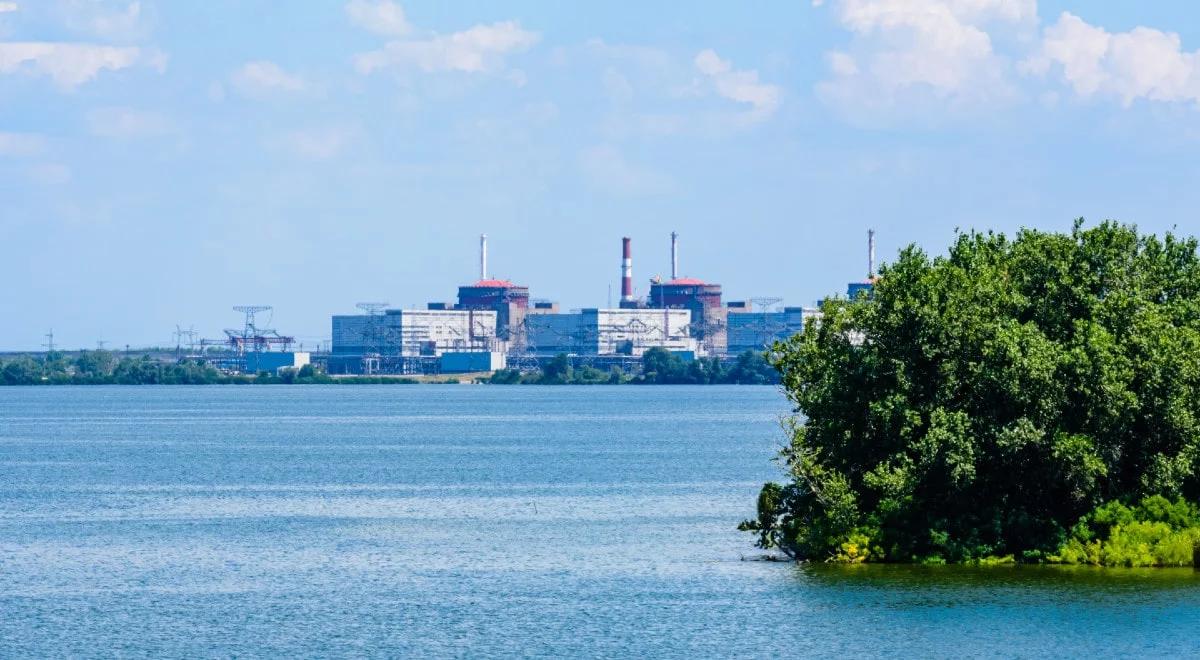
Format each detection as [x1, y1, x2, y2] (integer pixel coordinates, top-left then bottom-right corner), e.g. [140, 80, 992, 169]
[174, 324, 199, 357]
[42, 329, 55, 353]
[233, 305, 271, 348]
[506, 317, 541, 372]
[356, 302, 389, 374]
[750, 297, 783, 313]
[231, 305, 271, 375]
[356, 302, 389, 315]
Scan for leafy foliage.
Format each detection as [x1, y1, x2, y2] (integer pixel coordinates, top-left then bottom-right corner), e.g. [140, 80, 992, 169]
[0, 351, 343, 385]
[636, 348, 778, 384]
[1052, 496, 1200, 567]
[743, 221, 1200, 563]
[488, 349, 780, 385]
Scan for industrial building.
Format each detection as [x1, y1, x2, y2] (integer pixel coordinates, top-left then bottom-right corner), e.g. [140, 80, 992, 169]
[526, 308, 695, 357]
[440, 351, 506, 373]
[328, 308, 499, 374]
[617, 233, 730, 353]
[244, 351, 310, 374]
[847, 229, 879, 299]
[726, 307, 819, 354]
[331, 308, 498, 356]
[453, 235, 531, 340]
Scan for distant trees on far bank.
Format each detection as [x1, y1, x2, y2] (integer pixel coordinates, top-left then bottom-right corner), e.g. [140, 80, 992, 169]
[0, 351, 330, 385]
[1, 347, 782, 386]
[488, 348, 779, 385]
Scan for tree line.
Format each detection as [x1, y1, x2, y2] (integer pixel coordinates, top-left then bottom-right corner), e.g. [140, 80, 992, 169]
[488, 348, 780, 385]
[0, 351, 336, 385]
[1, 347, 781, 386]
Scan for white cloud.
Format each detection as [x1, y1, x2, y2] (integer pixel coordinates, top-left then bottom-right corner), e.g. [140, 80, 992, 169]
[58, 1, 151, 41]
[273, 127, 354, 160]
[0, 131, 43, 156]
[1024, 12, 1200, 107]
[578, 145, 673, 197]
[827, 51, 858, 76]
[693, 49, 781, 122]
[230, 60, 306, 97]
[0, 41, 161, 88]
[345, 0, 410, 37]
[87, 106, 171, 138]
[355, 20, 538, 75]
[0, 3, 18, 13]
[815, 0, 1033, 118]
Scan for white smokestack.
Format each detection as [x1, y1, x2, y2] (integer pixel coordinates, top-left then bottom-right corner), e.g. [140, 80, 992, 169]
[671, 231, 678, 280]
[621, 237, 634, 303]
[480, 233, 488, 280]
[868, 228, 876, 279]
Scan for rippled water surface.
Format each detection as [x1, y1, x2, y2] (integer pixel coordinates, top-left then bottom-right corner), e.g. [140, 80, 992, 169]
[1, 385, 1197, 657]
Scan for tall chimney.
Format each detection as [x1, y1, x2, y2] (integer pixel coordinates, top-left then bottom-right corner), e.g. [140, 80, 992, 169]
[621, 237, 634, 304]
[670, 231, 678, 280]
[868, 228, 876, 279]
[480, 233, 488, 280]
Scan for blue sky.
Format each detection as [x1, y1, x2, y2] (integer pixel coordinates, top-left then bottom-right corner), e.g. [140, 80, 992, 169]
[3, 0, 1200, 350]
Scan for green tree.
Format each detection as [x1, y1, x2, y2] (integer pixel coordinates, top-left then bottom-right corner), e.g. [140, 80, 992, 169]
[542, 353, 572, 384]
[74, 350, 117, 379]
[743, 221, 1200, 562]
[640, 347, 687, 383]
[1, 357, 42, 385]
[489, 368, 523, 384]
[724, 351, 777, 384]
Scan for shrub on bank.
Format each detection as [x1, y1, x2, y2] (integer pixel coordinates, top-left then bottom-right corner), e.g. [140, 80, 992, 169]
[1051, 496, 1200, 567]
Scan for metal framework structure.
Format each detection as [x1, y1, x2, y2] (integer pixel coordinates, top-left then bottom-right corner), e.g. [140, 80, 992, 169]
[174, 324, 199, 356]
[355, 302, 389, 375]
[196, 306, 295, 372]
[750, 296, 783, 313]
[505, 317, 541, 372]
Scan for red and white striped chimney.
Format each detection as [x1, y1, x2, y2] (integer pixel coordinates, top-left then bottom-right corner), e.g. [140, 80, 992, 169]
[621, 236, 634, 304]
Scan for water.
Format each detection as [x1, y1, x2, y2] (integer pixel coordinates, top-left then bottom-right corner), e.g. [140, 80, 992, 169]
[1, 385, 1197, 658]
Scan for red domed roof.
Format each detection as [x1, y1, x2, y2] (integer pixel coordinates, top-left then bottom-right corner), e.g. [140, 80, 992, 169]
[470, 279, 518, 288]
[665, 277, 706, 285]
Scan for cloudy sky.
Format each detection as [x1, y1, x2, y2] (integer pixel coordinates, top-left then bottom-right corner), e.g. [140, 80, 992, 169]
[3, 0, 1200, 349]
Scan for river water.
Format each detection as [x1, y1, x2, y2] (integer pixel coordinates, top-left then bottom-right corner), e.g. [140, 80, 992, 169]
[1, 385, 1197, 657]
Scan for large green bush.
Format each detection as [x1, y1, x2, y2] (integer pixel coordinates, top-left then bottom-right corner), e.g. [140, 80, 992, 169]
[1052, 496, 1200, 567]
[742, 221, 1200, 563]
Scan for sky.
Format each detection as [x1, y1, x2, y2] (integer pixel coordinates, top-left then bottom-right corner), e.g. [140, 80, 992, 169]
[3, 0, 1200, 350]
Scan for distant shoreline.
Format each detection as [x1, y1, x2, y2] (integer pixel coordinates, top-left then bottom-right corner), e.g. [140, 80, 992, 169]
[2, 348, 781, 386]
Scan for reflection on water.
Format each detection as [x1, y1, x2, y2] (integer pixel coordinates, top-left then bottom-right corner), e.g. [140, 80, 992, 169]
[0, 386, 1196, 657]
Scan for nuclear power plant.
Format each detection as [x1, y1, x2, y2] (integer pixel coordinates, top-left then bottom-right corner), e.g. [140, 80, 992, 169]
[166, 231, 875, 376]
[313, 230, 867, 375]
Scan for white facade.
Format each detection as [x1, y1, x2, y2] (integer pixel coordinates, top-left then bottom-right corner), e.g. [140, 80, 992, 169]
[331, 309, 498, 356]
[526, 308, 695, 356]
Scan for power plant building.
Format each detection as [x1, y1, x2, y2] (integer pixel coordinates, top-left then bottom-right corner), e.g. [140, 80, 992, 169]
[453, 234, 531, 340]
[726, 307, 818, 354]
[526, 308, 695, 356]
[642, 233, 727, 353]
[331, 308, 498, 357]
